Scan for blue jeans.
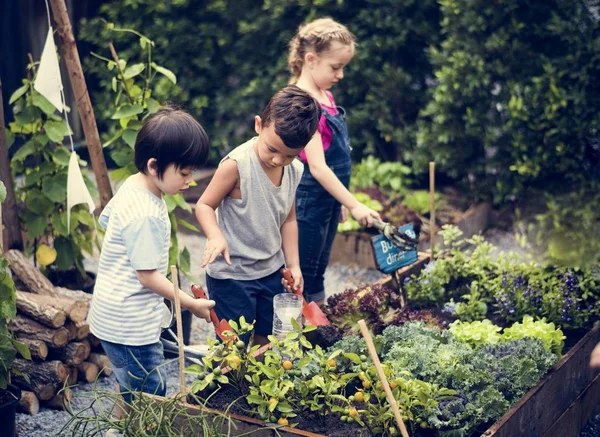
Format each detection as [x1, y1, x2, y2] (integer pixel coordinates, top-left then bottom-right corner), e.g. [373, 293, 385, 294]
[100, 340, 166, 403]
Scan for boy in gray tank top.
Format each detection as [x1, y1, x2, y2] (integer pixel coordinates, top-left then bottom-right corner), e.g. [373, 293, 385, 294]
[196, 85, 322, 345]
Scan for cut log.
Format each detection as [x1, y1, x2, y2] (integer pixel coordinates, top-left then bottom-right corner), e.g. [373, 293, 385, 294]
[5, 250, 56, 296]
[20, 292, 88, 323]
[16, 291, 67, 328]
[16, 338, 48, 361]
[75, 321, 90, 340]
[77, 362, 99, 383]
[88, 353, 112, 377]
[89, 334, 101, 348]
[67, 366, 78, 386]
[49, 341, 89, 366]
[65, 322, 77, 341]
[10, 315, 69, 347]
[12, 359, 69, 384]
[53, 286, 92, 304]
[17, 391, 40, 415]
[42, 389, 73, 410]
[80, 339, 91, 357]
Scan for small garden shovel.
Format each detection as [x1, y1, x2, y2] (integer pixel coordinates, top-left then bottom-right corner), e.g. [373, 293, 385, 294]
[281, 268, 330, 326]
[191, 284, 235, 342]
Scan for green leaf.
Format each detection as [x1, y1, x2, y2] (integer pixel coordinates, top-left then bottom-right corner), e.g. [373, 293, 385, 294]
[11, 339, 31, 360]
[11, 140, 37, 162]
[52, 147, 71, 166]
[276, 402, 294, 413]
[343, 353, 362, 365]
[151, 62, 177, 84]
[184, 364, 204, 375]
[54, 236, 77, 271]
[123, 63, 145, 79]
[25, 191, 54, 215]
[146, 98, 160, 114]
[246, 394, 264, 405]
[26, 215, 47, 239]
[111, 104, 144, 119]
[32, 91, 59, 114]
[51, 211, 69, 237]
[180, 247, 191, 273]
[9, 84, 28, 104]
[122, 129, 138, 149]
[44, 120, 72, 143]
[43, 173, 68, 203]
[177, 219, 199, 232]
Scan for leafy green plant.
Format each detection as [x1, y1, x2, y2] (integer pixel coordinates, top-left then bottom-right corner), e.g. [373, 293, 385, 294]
[7, 61, 98, 285]
[350, 156, 412, 196]
[0, 181, 32, 390]
[449, 319, 502, 347]
[402, 190, 443, 216]
[502, 316, 565, 356]
[92, 23, 199, 281]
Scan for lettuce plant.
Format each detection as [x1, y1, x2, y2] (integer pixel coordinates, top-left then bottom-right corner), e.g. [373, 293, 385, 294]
[502, 316, 565, 356]
[449, 319, 502, 347]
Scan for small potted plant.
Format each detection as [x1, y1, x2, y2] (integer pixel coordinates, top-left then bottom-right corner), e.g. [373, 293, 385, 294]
[0, 181, 31, 436]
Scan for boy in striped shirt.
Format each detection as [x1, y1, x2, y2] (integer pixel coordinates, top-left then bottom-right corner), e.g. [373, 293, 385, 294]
[88, 106, 215, 412]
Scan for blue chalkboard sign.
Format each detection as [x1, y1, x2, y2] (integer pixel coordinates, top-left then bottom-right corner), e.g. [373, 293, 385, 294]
[371, 224, 418, 274]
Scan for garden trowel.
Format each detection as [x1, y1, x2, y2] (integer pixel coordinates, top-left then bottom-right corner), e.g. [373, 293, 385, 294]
[191, 284, 235, 342]
[372, 219, 420, 251]
[281, 268, 330, 327]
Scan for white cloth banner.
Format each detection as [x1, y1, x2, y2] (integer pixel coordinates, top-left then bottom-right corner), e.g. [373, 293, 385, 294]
[34, 28, 63, 112]
[67, 151, 96, 233]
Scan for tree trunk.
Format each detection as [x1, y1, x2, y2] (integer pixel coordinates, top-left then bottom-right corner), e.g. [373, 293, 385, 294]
[0, 79, 24, 251]
[77, 362, 99, 383]
[88, 353, 112, 377]
[6, 250, 56, 296]
[17, 391, 40, 415]
[10, 315, 70, 347]
[49, 341, 89, 366]
[23, 292, 88, 322]
[16, 291, 66, 328]
[49, 0, 113, 208]
[17, 338, 49, 361]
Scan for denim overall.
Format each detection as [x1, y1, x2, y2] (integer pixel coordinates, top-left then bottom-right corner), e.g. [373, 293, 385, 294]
[296, 107, 351, 302]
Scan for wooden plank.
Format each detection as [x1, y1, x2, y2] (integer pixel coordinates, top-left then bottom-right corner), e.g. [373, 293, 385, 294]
[373, 251, 431, 290]
[542, 373, 600, 437]
[483, 324, 600, 437]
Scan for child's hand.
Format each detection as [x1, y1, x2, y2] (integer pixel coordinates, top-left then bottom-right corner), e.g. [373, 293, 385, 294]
[339, 206, 348, 223]
[201, 237, 231, 267]
[188, 298, 216, 323]
[281, 266, 304, 294]
[591, 343, 600, 368]
[349, 203, 381, 227]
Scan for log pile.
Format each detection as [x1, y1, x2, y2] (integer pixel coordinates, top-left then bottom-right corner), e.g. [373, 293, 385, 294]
[6, 250, 113, 415]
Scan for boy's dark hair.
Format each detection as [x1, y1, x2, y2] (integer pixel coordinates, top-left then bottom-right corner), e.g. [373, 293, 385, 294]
[260, 85, 322, 149]
[134, 105, 210, 178]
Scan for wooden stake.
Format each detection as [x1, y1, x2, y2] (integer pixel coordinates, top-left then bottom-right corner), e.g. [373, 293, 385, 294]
[170, 265, 186, 395]
[0, 78, 24, 252]
[429, 161, 436, 259]
[357, 319, 410, 437]
[49, 0, 113, 208]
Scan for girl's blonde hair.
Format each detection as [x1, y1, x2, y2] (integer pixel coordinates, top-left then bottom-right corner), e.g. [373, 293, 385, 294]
[288, 18, 356, 82]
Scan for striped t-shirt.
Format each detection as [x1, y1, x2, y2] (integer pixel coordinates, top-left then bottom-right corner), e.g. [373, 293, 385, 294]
[87, 177, 170, 346]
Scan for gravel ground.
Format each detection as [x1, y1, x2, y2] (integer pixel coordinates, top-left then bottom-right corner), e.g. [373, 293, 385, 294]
[15, 231, 385, 437]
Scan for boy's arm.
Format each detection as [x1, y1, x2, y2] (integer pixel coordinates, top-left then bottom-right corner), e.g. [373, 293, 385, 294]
[136, 270, 214, 322]
[281, 201, 303, 293]
[195, 159, 239, 267]
[304, 134, 380, 227]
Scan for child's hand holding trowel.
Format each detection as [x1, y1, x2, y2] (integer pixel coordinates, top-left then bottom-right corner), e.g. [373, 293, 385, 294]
[281, 266, 304, 294]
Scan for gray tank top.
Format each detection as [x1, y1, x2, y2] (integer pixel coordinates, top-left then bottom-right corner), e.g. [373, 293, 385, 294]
[206, 138, 304, 280]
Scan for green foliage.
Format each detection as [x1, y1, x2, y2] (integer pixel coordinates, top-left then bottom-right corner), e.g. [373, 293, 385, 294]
[403, 225, 600, 330]
[93, 25, 200, 281]
[417, 0, 600, 201]
[350, 156, 412, 196]
[502, 316, 565, 356]
[79, 0, 440, 166]
[8, 61, 98, 277]
[449, 319, 502, 348]
[402, 190, 442, 216]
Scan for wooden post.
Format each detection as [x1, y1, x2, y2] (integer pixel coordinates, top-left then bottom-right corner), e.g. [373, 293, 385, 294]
[429, 162, 436, 259]
[0, 78, 24, 251]
[49, 0, 113, 208]
[171, 265, 186, 395]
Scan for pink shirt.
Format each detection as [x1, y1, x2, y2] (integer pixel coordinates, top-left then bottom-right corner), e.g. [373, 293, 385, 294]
[299, 91, 338, 163]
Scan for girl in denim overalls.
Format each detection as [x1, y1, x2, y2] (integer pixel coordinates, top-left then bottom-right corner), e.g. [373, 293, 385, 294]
[288, 18, 381, 305]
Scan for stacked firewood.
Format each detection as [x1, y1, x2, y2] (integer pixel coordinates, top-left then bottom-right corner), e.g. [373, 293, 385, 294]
[5, 250, 113, 415]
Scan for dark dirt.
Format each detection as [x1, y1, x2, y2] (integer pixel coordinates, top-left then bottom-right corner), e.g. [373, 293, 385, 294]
[305, 325, 344, 349]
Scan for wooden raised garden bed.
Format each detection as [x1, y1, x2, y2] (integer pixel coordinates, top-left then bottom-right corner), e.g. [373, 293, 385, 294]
[330, 202, 491, 270]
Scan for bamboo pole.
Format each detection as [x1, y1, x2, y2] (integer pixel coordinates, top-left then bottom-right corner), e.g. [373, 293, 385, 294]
[49, 0, 113, 208]
[357, 319, 410, 437]
[170, 265, 186, 395]
[0, 78, 24, 251]
[429, 161, 436, 259]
